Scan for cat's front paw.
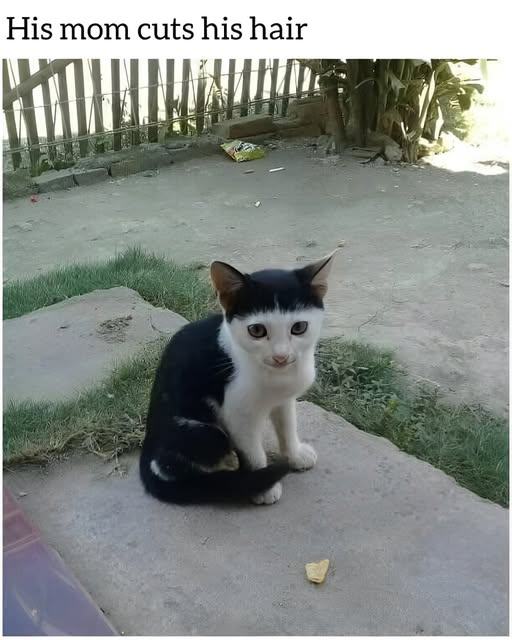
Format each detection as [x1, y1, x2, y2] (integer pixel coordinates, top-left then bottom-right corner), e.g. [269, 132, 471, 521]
[289, 443, 317, 471]
[252, 482, 282, 505]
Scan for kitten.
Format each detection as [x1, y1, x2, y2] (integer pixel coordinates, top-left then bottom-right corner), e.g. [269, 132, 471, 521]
[139, 251, 336, 505]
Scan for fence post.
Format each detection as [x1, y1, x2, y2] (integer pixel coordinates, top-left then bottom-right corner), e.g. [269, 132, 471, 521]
[3, 60, 22, 169]
[211, 59, 222, 124]
[91, 59, 104, 153]
[17, 59, 40, 169]
[281, 59, 293, 116]
[240, 59, 252, 117]
[196, 62, 206, 134]
[74, 60, 88, 157]
[147, 59, 159, 142]
[38, 59, 56, 161]
[268, 59, 279, 116]
[57, 65, 73, 157]
[111, 59, 121, 150]
[226, 59, 236, 120]
[165, 60, 174, 128]
[130, 59, 140, 146]
[180, 59, 190, 135]
[296, 62, 305, 98]
[254, 59, 266, 114]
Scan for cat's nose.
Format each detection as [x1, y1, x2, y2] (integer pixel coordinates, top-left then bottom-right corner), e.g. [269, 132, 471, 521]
[272, 353, 289, 365]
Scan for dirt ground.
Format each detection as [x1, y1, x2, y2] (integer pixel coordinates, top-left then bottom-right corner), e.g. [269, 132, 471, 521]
[3, 141, 509, 413]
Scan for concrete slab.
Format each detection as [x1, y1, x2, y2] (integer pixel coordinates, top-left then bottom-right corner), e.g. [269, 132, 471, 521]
[3, 287, 187, 404]
[3, 146, 508, 414]
[34, 169, 75, 193]
[5, 401, 507, 635]
[72, 167, 109, 187]
[212, 114, 276, 139]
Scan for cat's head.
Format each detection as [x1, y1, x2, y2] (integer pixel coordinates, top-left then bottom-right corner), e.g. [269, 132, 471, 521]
[210, 252, 337, 371]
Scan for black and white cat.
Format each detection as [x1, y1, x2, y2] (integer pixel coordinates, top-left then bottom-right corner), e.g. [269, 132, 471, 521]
[139, 251, 336, 505]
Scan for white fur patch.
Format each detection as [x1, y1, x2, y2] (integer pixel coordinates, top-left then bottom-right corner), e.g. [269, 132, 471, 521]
[174, 416, 204, 428]
[150, 459, 173, 481]
[219, 306, 323, 390]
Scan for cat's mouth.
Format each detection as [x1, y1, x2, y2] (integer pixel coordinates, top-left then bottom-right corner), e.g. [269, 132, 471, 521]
[264, 358, 297, 369]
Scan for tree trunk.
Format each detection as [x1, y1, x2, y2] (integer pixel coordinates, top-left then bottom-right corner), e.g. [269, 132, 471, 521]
[321, 75, 345, 154]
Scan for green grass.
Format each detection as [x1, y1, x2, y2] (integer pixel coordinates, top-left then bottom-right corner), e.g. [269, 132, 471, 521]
[3, 249, 508, 506]
[3, 342, 161, 466]
[306, 339, 508, 506]
[3, 246, 216, 322]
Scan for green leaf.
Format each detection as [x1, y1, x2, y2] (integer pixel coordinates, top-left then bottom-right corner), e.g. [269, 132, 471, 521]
[457, 92, 472, 110]
[386, 69, 405, 94]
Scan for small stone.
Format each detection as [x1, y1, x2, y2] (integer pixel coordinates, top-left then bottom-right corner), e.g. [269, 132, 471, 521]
[467, 263, 488, 271]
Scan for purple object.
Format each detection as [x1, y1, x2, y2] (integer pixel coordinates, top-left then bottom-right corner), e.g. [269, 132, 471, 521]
[3, 488, 117, 636]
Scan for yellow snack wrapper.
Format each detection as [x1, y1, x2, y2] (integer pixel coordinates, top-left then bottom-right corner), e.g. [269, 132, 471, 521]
[221, 139, 266, 162]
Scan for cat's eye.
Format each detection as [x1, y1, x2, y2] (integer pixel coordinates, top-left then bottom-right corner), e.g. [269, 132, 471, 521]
[248, 323, 267, 338]
[291, 321, 308, 335]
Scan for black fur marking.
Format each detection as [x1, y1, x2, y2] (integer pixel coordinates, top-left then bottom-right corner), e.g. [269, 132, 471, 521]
[224, 268, 324, 321]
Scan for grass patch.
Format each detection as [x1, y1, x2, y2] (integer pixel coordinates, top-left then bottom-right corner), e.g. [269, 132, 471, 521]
[3, 341, 162, 466]
[3, 246, 215, 322]
[3, 249, 508, 506]
[306, 339, 508, 506]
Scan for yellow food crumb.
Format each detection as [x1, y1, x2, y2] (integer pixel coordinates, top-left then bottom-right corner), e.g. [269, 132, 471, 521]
[305, 559, 330, 584]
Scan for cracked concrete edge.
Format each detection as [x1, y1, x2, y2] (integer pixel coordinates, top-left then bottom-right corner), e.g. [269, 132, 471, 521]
[2, 137, 225, 201]
[300, 400, 507, 513]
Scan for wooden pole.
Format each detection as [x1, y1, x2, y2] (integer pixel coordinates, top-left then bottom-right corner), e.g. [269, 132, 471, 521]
[147, 59, 159, 142]
[180, 59, 190, 135]
[3, 59, 74, 110]
[2, 60, 21, 169]
[165, 59, 174, 126]
[38, 59, 56, 161]
[130, 59, 140, 146]
[268, 59, 279, 116]
[17, 59, 40, 168]
[240, 59, 251, 117]
[91, 59, 104, 153]
[226, 59, 236, 120]
[254, 59, 266, 114]
[281, 59, 293, 116]
[196, 62, 206, 134]
[57, 66, 73, 156]
[296, 62, 305, 98]
[74, 60, 88, 157]
[211, 59, 222, 124]
[111, 59, 121, 150]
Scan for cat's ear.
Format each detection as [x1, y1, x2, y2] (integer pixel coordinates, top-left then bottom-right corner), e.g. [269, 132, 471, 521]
[210, 261, 246, 311]
[296, 250, 338, 299]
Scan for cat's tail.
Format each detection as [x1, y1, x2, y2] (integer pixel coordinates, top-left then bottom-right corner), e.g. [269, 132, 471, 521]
[139, 448, 290, 504]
